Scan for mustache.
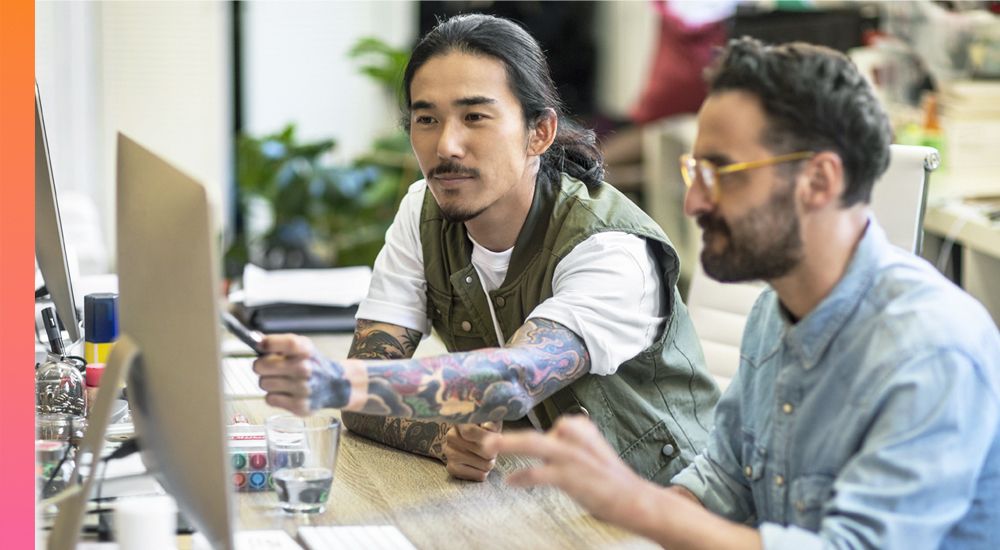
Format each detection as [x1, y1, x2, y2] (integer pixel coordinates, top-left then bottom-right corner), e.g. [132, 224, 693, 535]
[697, 213, 729, 235]
[427, 161, 480, 179]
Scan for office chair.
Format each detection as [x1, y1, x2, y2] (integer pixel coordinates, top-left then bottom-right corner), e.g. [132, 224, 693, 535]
[685, 144, 940, 390]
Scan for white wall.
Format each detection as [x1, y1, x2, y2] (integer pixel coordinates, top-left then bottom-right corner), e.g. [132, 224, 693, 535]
[35, 1, 233, 273]
[595, 1, 659, 118]
[242, 1, 418, 163]
[35, 1, 105, 274]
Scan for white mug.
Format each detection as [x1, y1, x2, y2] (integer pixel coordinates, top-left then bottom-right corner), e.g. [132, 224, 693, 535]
[114, 495, 177, 550]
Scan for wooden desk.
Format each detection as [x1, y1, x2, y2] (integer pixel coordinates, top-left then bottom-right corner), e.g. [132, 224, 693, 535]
[226, 334, 657, 550]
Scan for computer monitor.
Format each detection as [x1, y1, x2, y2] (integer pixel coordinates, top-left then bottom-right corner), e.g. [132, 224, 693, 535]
[48, 134, 234, 549]
[35, 82, 83, 344]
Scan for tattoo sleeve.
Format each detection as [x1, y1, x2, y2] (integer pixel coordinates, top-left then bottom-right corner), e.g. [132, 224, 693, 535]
[339, 320, 451, 460]
[339, 318, 591, 424]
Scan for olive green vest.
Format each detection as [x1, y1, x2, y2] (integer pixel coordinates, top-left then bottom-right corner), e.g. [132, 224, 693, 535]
[420, 173, 719, 483]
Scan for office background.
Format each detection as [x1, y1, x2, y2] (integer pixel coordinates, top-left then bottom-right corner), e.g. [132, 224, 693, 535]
[34, 1, 1000, 315]
[34, 1, 663, 276]
[10, 1, 1000, 545]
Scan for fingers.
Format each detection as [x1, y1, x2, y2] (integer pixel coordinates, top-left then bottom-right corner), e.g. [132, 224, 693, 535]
[444, 425, 498, 481]
[446, 460, 492, 482]
[449, 425, 498, 460]
[444, 445, 496, 471]
[505, 465, 559, 488]
[259, 333, 314, 357]
[252, 333, 318, 417]
[492, 429, 568, 463]
[551, 416, 618, 460]
[252, 351, 312, 379]
[257, 375, 309, 397]
[480, 431, 503, 456]
[456, 423, 497, 444]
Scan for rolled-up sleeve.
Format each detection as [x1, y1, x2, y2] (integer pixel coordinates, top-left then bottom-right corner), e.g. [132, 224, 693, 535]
[671, 371, 758, 523]
[760, 349, 1000, 550]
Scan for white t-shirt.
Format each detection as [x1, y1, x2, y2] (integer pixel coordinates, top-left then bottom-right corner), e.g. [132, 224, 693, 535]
[356, 181, 666, 376]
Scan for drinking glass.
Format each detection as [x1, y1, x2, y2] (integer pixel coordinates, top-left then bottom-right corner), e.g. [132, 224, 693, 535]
[266, 415, 341, 513]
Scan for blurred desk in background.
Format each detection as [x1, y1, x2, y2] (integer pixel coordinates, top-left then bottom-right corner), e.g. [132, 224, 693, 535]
[923, 194, 1000, 326]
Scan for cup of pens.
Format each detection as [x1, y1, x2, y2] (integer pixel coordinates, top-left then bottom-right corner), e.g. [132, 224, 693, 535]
[266, 415, 341, 513]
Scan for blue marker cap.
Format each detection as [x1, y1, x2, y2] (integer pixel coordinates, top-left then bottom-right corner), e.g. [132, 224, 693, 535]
[248, 472, 268, 490]
[84, 293, 119, 344]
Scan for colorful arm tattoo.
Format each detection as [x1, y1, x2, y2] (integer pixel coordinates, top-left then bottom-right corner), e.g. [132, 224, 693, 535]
[338, 320, 450, 460]
[319, 318, 591, 424]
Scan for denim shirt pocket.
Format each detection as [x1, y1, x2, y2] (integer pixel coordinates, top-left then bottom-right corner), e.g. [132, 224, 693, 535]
[789, 474, 835, 530]
[740, 435, 767, 483]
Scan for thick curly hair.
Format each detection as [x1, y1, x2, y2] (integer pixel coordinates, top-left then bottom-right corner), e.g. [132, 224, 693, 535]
[706, 37, 892, 206]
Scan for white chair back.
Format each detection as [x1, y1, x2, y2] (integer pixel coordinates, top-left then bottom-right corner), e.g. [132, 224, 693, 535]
[869, 145, 940, 254]
[686, 144, 939, 390]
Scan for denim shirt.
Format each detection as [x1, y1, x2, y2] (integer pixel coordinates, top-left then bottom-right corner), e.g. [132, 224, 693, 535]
[672, 219, 1000, 549]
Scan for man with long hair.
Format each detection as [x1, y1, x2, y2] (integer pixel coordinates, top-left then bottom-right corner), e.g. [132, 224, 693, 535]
[254, 14, 719, 485]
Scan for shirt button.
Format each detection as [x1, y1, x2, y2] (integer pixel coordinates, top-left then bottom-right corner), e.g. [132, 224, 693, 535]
[661, 443, 675, 456]
[774, 474, 785, 487]
[461, 320, 472, 332]
[465, 275, 473, 284]
[744, 466, 753, 478]
[782, 403, 794, 414]
[495, 296, 506, 307]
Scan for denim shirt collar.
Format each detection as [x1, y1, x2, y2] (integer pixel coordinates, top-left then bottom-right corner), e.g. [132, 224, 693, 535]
[772, 217, 885, 370]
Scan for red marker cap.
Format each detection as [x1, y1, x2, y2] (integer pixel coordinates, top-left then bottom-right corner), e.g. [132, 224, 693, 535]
[86, 363, 106, 388]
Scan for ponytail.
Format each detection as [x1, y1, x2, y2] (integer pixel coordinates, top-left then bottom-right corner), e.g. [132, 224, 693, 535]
[539, 119, 605, 188]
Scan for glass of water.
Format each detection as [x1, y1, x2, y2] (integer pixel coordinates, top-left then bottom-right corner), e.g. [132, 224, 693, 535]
[266, 415, 341, 513]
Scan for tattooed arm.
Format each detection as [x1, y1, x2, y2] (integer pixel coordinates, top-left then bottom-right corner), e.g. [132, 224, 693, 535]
[339, 319, 452, 460]
[320, 317, 590, 423]
[257, 318, 590, 425]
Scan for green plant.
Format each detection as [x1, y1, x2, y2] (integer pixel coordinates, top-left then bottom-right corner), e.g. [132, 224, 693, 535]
[226, 37, 417, 275]
[348, 37, 410, 104]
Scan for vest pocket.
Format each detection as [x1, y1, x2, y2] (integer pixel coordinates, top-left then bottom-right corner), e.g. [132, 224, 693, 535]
[426, 286, 451, 323]
[427, 284, 493, 350]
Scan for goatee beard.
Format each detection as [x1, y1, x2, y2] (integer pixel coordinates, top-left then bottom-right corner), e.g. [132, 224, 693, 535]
[698, 182, 803, 283]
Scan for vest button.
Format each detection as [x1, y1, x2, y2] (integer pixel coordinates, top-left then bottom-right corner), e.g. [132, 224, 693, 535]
[465, 275, 473, 284]
[495, 296, 506, 307]
[661, 443, 675, 456]
[461, 320, 472, 332]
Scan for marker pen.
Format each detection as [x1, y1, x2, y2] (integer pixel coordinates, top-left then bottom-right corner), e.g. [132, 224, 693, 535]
[84, 293, 118, 364]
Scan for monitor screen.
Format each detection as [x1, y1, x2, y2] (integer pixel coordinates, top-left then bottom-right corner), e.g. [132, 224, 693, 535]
[35, 82, 83, 344]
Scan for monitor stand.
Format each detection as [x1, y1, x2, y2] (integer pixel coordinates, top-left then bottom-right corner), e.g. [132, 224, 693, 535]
[45, 335, 142, 550]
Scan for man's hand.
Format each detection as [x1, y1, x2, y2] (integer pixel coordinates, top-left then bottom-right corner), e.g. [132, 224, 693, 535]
[484, 415, 649, 525]
[253, 334, 317, 415]
[254, 334, 366, 415]
[444, 422, 502, 481]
